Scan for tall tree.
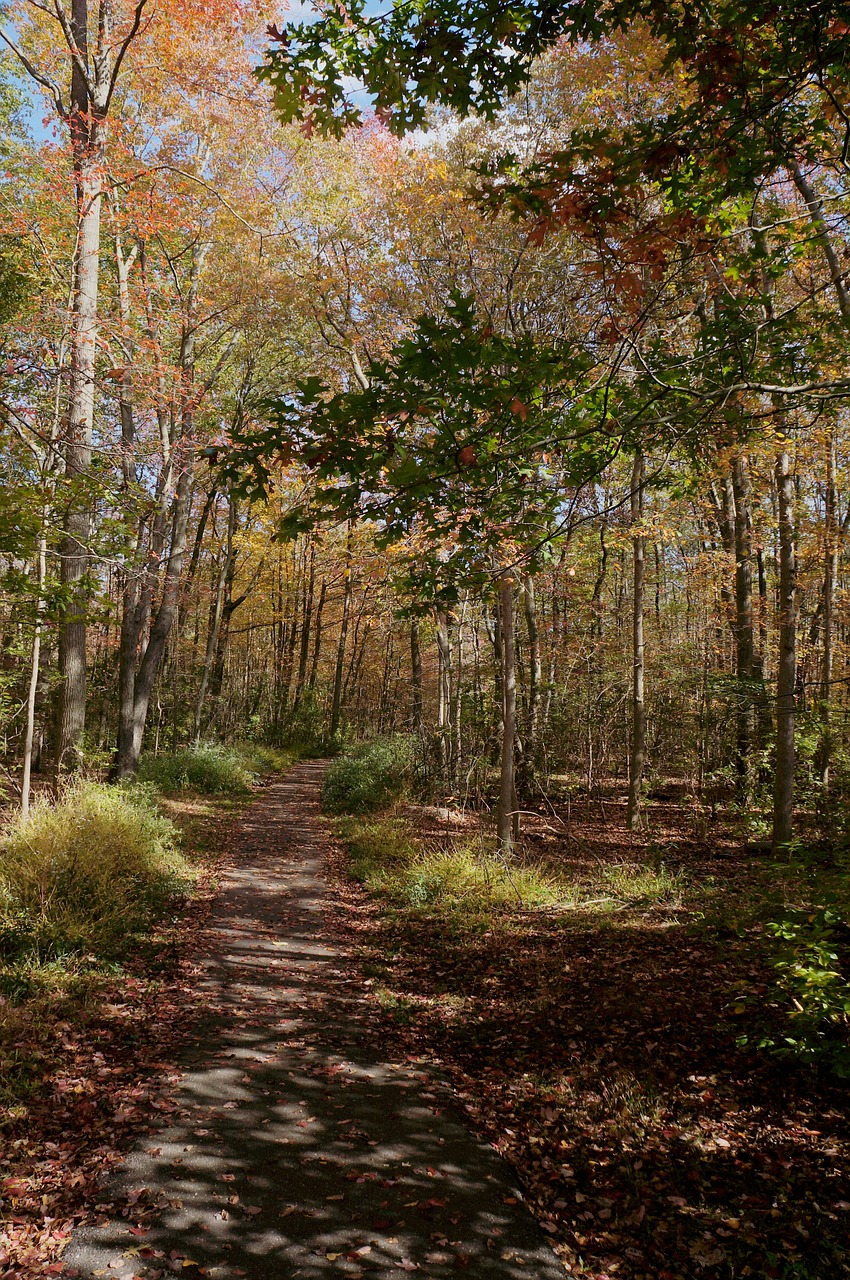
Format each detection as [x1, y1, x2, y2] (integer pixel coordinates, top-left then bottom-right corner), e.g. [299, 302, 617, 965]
[2, 0, 149, 768]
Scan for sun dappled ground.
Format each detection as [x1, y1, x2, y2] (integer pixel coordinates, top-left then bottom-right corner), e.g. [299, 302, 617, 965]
[328, 794, 850, 1280]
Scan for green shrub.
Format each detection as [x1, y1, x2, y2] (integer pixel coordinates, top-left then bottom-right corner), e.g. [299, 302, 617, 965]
[343, 814, 562, 911]
[138, 743, 255, 794]
[233, 742, 299, 776]
[322, 735, 416, 814]
[0, 781, 191, 962]
[738, 907, 850, 1076]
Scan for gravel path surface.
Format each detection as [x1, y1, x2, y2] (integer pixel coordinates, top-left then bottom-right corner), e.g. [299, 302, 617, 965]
[63, 761, 565, 1280]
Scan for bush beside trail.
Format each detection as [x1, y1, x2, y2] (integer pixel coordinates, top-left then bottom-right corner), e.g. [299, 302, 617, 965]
[138, 744, 256, 795]
[138, 742, 301, 796]
[0, 782, 192, 980]
[322, 735, 416, 814]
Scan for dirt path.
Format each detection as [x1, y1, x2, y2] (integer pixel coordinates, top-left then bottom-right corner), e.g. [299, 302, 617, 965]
[62, 762, 564, 1280]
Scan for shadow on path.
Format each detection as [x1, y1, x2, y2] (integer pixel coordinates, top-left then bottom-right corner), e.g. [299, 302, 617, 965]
[63, 762, 565, 1279]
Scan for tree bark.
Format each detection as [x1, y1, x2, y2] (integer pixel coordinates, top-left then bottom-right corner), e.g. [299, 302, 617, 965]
[308, 578, 327, 692]
[410, 617, 423, 734]
[56, 0, 105, 772]
[627, 449, 646, 831]
[22, 532, 47, 817]
[435, 610, 452, 784]
[330, 524, 353, 740]
[194, 494, 236, 740]
[114, 239, 210, 774]
[818, 426, 838, 789]
[731, 452, 755, 789]
[497, 574, 518, 854]
[519, 572, 541, 796]
[773, 443, 797, 850]
[292, 538, 315, 712]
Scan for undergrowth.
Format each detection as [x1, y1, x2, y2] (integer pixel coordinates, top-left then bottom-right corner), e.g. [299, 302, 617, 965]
[139, 741, 302, 795]
[323, 735, 416, 814]
[138, 742, 257, 794]
[737, 906, 850, 1077]
[340, 813, 562, 913]
[0, 782, 192, 1002]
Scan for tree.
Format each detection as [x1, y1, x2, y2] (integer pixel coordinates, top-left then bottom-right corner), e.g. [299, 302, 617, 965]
[2, 0, 151, 770]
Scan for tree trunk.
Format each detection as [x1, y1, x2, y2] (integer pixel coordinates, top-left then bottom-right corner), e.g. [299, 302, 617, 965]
[194, 494, 236, 740]
[292, 539, 315, 712]
[410, 617, 423, 733]
[519, 572, 541, 796]
[308, 578, 327, 692]
[818, 426, 838, 789]
[330, 525, 353, 739]
[114, 239, 210, 774]
[435, 610, 452, 785]
[21, 533, 47, 817]
[497, 574, 518, 854]
[126, 454, 195, 768]
[113, 232, 142, 780]
[731, 452, 755, 790]
[627, 449, 646, 831]
[56, 4, 105, 772]
[773, 443, 797, 850]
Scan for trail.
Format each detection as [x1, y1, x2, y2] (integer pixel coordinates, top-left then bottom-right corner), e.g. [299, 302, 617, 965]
[63, 761, 564, 1279]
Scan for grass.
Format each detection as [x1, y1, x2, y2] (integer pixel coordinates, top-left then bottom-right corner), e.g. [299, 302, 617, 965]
[593, 860, 686, 908]
[0, 781, 192, 971]
[340, 812, 564, 913]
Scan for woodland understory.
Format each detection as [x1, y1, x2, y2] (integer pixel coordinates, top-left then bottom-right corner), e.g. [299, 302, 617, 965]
[0, 0, 849, 1276]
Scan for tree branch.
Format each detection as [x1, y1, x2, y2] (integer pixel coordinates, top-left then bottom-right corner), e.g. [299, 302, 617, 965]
[0, 26, 66, 118]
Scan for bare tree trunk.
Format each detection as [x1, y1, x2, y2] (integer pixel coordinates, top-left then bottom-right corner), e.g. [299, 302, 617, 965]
[194, 494, 236, 740]
[818, 426, 838, 789]
[627, 449, 646, 831]
[330, 525, 353, 740]
[114, 239, 211, 773]
[732, 452, 755, 790]
[773, 443, 797, 850]
[22, 532, 47, 817]
[128, 454, 195, 766]
[410, 617, 423, 734]
[292, 539, 315, 712]
[308, 578, 327, 692]
[435, 610, 452, 785]
[497, 574, 517, 854]
[113, 232, 142, 779]
[56, 2, 105, 772]
[519, 572, 541, 796]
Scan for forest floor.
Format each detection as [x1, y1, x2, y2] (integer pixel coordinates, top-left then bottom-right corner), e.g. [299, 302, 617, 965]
[1, 768, 848, 1280]
[332, 791, 850, 1280]
[1, 763, 564, 1279]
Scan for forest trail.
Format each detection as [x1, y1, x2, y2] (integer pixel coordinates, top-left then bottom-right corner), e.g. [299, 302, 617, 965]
[62, 762, 565, 1280]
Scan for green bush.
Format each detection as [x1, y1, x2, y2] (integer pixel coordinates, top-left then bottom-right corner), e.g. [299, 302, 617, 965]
[0, 782, 191, 963]
[233, 742, 299, 776]
[739, 907, 850, 1076]
[322, 735, 416, 814]
[138, 743, 255, 794]
[343, 814, 562, 911]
